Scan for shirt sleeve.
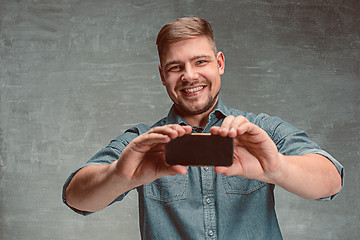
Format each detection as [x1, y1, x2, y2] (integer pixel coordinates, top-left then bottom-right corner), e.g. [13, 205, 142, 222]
[62, 124, 151, 215]
[254, 113, 344, 201]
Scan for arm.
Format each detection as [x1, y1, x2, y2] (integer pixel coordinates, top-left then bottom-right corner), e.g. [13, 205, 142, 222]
[65, 124, 192, 213]
[272, 153, 342, 200]
[210, 115, 342, 200]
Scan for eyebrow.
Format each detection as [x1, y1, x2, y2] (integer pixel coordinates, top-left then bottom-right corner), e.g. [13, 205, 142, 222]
[164, 55, 214, 69]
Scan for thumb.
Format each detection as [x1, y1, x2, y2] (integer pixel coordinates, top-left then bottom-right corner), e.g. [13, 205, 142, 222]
[167, 165, 188, 175]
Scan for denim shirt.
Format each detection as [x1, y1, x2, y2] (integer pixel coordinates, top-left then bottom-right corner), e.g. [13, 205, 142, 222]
[63, 99, 344, 240]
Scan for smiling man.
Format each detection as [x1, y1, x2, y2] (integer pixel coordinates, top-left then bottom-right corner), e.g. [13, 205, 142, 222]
[159, 35, 224, 127]
[63, 17, 343, 240]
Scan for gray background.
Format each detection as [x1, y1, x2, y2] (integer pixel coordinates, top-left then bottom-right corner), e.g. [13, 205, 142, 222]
[0, 0, 359, 239]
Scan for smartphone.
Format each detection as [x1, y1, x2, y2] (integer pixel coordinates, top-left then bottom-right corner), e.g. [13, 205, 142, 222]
[165, 133, 233, 166]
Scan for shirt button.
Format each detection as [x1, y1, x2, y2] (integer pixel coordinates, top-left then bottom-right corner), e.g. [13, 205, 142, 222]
[208, 230, 214, 236]
[206, 198, 211, 204]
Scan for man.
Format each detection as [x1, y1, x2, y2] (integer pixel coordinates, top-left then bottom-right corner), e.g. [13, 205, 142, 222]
[63, 17, 343, 239]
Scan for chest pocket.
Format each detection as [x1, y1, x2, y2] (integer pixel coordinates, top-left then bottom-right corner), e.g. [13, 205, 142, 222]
[223, 175, 266, 194]
[144, 174, 188, 202]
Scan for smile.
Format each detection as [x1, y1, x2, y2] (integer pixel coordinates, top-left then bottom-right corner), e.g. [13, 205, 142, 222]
[183, 86, 204, 93]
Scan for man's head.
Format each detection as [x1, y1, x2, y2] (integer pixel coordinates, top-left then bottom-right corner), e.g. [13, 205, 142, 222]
[156, 17, 217, 62]
[156, 17, 225, 123]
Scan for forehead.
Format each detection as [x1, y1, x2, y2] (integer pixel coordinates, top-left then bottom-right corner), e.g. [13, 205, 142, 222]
[160, 36, 215, 65]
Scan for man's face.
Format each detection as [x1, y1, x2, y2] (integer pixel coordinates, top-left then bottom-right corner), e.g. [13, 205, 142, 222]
[159, 36, 225, 116]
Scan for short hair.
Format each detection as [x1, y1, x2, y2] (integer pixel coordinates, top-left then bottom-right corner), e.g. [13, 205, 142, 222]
[156, 17, 217, 58]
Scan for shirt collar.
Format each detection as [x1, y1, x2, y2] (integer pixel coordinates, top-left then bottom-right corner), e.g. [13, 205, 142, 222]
[212, 98, 232, 118]
[165, 98, 231, 125]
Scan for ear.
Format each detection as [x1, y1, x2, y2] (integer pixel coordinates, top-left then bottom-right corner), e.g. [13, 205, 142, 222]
[158, 64, 166, 86]
[216, 52, 225, 75]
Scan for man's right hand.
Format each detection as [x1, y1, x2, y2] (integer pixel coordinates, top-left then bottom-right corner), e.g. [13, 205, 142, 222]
[65, 124, 191, 213]
[113, 124, 192, 188]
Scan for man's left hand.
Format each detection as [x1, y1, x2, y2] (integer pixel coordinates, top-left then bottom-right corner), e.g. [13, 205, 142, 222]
[210, 115, 283, 183]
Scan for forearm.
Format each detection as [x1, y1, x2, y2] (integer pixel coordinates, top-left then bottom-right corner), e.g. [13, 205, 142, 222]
[64, 125, 191, 213]
[65, 161, 134, 213]
[272, 153, 342, 200]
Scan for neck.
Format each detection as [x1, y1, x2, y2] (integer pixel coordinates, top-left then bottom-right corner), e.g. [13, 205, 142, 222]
[183, 113, 210, 129]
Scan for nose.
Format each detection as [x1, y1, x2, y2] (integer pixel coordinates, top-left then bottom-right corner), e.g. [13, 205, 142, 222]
[181, 64, 199, 81]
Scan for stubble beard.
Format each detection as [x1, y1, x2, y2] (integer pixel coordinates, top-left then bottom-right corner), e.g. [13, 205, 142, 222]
[175, 88, 220, 116]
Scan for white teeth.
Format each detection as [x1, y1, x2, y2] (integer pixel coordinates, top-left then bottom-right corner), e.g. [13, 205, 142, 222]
[185, 86, 204, 93]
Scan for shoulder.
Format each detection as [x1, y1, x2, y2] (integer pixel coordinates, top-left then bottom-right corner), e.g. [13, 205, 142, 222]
[109, 118, 168, 149]
[220, 105, 276, 125]
[224, 105, 300, 141]
[108, 123, 151, 150]
[246, 112, 302, 143]
[223, 105, 284, 128]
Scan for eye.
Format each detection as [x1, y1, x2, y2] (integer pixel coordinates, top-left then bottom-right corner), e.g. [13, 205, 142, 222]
[168, 65, 181, 72]
[196, 60, 207, 65]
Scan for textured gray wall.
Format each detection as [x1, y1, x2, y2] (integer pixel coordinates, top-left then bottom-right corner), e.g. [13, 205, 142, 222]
[0, 0, 359, 239]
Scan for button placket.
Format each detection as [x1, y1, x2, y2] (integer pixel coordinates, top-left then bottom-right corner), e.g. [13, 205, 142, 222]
[201, 167, 217, 239]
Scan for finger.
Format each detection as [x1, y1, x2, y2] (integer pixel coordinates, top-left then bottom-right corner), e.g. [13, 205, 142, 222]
[181, 125, 193, 135]
[211, 116, 247, 136]
[214, 158, 246, 176]
[132, 133, 170, 152]
[164, 124, 192, 138]
[213, 166, 230, 174]
[214, 165, 243, 176]
[167, 165, 188, 175]
[219, 115, 249, 138]
[237, 122, 262, 136]
[149, 125, 183, 139]
[228, 116, 249, 138]
[210, 126, 220, 135]
[219, 115, 235, 137]
[136, 125, 192, 152]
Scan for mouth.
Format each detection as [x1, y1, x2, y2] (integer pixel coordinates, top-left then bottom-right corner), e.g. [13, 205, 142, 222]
[183, 86, 205, 93]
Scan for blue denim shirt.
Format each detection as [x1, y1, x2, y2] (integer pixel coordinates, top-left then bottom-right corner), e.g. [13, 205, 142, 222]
[63, 99, 344, 240]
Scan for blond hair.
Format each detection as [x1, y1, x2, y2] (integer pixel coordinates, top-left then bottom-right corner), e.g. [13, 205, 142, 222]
[156, 17, 217, 57]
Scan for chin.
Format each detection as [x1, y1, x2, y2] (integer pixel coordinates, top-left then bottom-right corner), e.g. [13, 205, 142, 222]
[179, 99, 217, 115]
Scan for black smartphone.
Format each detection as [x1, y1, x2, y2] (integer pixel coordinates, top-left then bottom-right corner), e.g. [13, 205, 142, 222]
[165, 133, 233, 166]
